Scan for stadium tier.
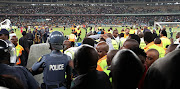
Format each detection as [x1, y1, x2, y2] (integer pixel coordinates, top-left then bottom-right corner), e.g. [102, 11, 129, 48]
[0, 1, 180, 26]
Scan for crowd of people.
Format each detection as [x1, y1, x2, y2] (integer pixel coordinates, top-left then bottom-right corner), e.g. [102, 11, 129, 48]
[0, 4, 179, 14]
[0, 15, 180, 26]
[0, 24, 180, 89]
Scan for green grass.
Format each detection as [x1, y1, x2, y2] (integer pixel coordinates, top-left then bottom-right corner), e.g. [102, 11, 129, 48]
[14, 27, 180, 42]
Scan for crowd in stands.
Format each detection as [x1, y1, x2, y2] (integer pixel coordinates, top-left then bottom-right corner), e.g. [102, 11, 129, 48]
[0, 4, 180, 14]
[0, 15, 180, 26]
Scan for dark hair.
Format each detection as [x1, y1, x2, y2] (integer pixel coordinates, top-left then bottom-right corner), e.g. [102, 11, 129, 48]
[0, 75, 24, 89]
[130, 47, 146, 64]
[82, 38, 95, 47]
[161, 30, 167, 37]
[119, 33, 124, 38]
[22, 31, 26, 36]
[74, 45, 98, 74]
[129, 34, 140, 44]
[144, 32, 154, 43]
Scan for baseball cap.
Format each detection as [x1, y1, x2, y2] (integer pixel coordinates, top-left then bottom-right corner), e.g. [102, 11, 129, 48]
[0, 29, 9, 35]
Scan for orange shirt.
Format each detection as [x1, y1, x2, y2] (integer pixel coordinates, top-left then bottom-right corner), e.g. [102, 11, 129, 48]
[96, 55, 107, 71]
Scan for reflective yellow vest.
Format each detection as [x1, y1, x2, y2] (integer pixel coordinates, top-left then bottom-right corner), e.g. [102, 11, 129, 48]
[69, 34, 76, 42]
[96, 55, 110, 76]
[16, 44, 24, 65]
[129, 29, 135, 34]
[144, 42, 165, 58]
[112, 39, 119, 50]
[160, 36, 171, 48]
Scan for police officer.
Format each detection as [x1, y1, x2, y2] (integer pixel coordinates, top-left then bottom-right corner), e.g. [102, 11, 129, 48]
[0, 39, 39, 89]
[0, 29, 16, 66]
[31, 31, 73, 89]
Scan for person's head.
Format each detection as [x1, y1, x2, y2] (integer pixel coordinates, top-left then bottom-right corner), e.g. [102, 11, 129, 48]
[113, 30, 119, 38]
[28, 29, 31, 33]
[144, 32, 154, 44]
[119, 33, 124, 38]
[165, 44, 178, 55]
[82, 38, 95, 47]
[0, 29, 9, 40]
[145, 49, 159, 68]
[74, 45, 98, 75]
[0, 75, 24, 89]
[130, 47, 147, 64]
[10, 36, 18, 46]
[129, 34, 140, 44]
[96, 41, 109, 59]
[107, 50, 118, 66]
[160, 30, 167, 37]
[22, 31, 26, 36]
[111, 49, 144, 89]
[144, 26, 147, 29]
[121, 39, 139, 49]
[0, 39, 10, 64]
[138, 32, 144, 38]
[48, 31, 64, 50]
[125, 28, 130, 35]
[63, 40, 71, 51]
[176, 32, 180, 39]
[154, 37, 161, 44]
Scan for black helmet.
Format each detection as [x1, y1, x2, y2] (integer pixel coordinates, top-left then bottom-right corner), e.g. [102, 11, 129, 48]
[48, 31, 64, 50]
[0, 39, 9, 60]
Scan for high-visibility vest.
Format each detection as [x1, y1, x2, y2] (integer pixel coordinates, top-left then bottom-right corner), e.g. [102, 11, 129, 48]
[16, 44, 24, 65]
[124, 34, 129, 39]
[129, 29, 135, 34]
[69, 34, 76, 42]
[160, 36, 171, 48]
[112, 39, 119, 50]
[96, 55, 110, 76]
[140, 38, 146, 49]
[77, 29, 81, 34]
[144, 42, 165, 58]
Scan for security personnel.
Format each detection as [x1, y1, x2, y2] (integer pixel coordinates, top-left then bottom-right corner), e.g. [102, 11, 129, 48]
[144, 32, 165, 58]
[160, 29, 171, 49]
[76, 27, 81, 42]
[69, 32, 77, 47]
[31, 31, 73, 89]
[0, 39, 39, 89]
[0, 29, 16, 66]
[10, 36, 25, 66]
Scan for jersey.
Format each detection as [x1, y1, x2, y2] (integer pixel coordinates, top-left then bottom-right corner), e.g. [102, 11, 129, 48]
[32, 50, 70, 87]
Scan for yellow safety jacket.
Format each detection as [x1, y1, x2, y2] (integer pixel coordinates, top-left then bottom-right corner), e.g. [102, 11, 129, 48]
[160, 36, 171, 48]
[112, 39, 119, 50]
[96, 55, 110, 76]
[16, 44, 24, 65]
[144, 42, 165, 58]
[69, 34, 76, 42]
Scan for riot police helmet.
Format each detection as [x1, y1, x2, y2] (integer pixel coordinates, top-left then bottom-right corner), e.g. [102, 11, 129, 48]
[48, 31, 64, 50]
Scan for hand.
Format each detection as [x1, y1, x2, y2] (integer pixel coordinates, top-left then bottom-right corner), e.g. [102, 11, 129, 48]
[101, 34, 109, 40]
